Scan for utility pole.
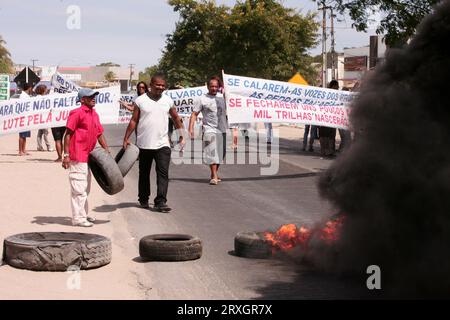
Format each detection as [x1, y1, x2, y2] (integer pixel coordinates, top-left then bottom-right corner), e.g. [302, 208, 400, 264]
[318, 2, 328, 87]
[128, 64, 135, 92]
[330, 8, 336, 81]
[31, 59, 39, 72]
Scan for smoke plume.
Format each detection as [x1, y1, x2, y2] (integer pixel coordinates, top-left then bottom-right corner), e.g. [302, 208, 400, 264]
[317, 0, 450, 297]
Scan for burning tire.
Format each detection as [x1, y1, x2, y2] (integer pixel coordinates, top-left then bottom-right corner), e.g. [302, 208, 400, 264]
[3, 232, 112, 271]
[234, 232, 272, 259]
[139, 234, 202, 261]
[89, 147, 124, 195]
[115, 143, 139, 177]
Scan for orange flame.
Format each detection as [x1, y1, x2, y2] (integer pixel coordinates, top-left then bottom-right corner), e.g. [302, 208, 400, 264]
[264, 224, 312, 252]
[320, 215, 345, 242]
[264, 215, 345, 254]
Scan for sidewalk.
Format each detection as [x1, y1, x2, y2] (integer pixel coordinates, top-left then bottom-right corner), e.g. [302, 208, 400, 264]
[0, 131, 143, 299]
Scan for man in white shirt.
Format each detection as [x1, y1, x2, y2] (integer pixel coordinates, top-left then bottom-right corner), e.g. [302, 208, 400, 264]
[122, 75, 184, 212]
[189, 77, 228, 185]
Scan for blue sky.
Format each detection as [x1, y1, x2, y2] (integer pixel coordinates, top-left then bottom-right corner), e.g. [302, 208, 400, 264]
[0, 0, 377, 73]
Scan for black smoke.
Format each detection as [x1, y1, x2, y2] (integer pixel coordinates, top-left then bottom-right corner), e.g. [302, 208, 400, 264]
[317, 0, 450, 297]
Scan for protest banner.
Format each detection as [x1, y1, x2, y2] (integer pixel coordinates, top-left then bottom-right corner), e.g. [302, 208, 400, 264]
[118, 93, 135, 124]
[117, 86, 208, 124]
[0, 86, 121, 136]
[51, 73, 207, 125]
[223, 73, 356, 129]
[52, 72, 130, 125]
[165, 86, 207, 116]
[51, 72, 80, 93]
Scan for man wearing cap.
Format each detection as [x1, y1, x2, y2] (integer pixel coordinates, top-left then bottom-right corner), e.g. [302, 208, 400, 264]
[62, 88, 110, 227]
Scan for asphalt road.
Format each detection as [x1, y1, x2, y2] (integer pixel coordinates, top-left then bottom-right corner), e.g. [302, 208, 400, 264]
[98, 124, 369, 299]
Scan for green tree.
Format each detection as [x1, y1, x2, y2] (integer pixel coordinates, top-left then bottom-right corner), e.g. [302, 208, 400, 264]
[97, 62, 121, 67]
[104, 71, 117, 82]
[138, 65, 159, 84]
[159, 0, 319, 86]
[0, 36, 13, 73]
[317, 0, 440, 46]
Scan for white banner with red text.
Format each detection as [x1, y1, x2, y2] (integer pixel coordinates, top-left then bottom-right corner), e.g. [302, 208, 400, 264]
[0, 86, 121, 136]
[223, 73, 355, 129]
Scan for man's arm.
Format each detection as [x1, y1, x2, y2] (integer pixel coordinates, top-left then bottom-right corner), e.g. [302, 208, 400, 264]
[98, 134, 110, 153]
[123, 106, 140, 149]
[189, 111, 200, 139]
[62, 128, 73, 169]
[169, 107, 185, 145]
[120, 100, 136, 112]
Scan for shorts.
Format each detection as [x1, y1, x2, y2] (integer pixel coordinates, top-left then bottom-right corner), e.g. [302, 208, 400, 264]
[51, 126, 66, 141]
[19, 131, 31, 138]
[203, 132, 226, 165]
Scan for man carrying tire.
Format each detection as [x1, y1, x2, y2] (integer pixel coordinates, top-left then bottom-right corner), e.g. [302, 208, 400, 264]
[62, 88, 110, 227]
[122, 74, 184, 212]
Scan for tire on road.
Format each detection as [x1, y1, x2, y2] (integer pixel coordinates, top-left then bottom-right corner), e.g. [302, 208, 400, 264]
[3, 232, 112, 271]
[139, 234, 202, 261]
[89, 147, 124, 195]
[115, 143, 139, 177]
[234, 231, 272, 259]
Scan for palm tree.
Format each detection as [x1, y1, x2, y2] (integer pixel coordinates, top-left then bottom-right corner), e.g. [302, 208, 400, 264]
[104, 71, 117, 82]
[0, 36, 13, 73]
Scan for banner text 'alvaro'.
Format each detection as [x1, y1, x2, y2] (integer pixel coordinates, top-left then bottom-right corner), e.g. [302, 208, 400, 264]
[118, 86, 207, 123]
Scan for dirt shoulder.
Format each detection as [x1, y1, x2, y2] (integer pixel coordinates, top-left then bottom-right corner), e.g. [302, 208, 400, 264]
[0, 131, 144, 299]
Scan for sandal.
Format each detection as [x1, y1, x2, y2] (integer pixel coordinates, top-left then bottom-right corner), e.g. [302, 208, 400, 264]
[209, 178, 218, 185]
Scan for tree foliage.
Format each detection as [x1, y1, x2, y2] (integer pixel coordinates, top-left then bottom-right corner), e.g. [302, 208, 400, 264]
[138, 65, 159, 84]
[318, 0, 441, 46]
[97, 62, 121, 67]
[0, 36, 13, 73]
[158, 0, 320, 86]
[104, 71, 117, 82]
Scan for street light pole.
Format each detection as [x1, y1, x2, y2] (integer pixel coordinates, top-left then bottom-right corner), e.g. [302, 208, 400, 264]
[128, 64, 135, 92]
[318, 2, 328, 87]
[31, 59, 38, 72]
[330, 8, 336, 81]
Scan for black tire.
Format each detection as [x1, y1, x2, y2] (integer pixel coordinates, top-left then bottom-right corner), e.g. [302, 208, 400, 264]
[3, 232, 111, 271]
[115, 143, 139, 177]
[89, 147, 124, 195]
[234, 231, 272, 259]
[139, 234, 202, 261]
